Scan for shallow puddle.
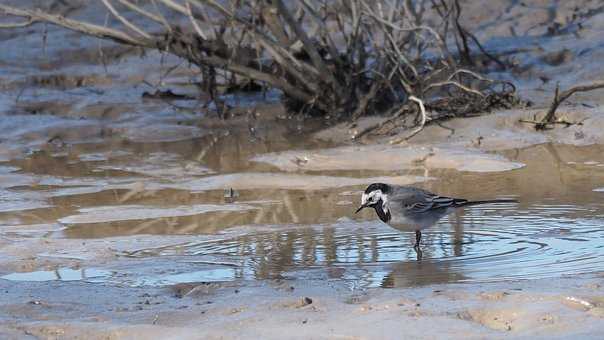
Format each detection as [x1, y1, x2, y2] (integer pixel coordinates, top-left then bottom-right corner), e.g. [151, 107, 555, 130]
[118, 199, 604, 288]
[1, 267, 111, 283]
[2, 127, 604, 288]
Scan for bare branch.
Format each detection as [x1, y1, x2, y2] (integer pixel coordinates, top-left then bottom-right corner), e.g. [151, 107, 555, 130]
[0, 0, 516, 122]
[0, 18, 36, 28]
[116, 0, 166, 27]
[536, 81, 604, 130]
[157, 0, 189, 16]
[353, 106, 408, 140]
[423, 80, 485, 97]
[0, 4, 147, 46]
[390, 96, 427, 143]
[362, 6, 454, 66]
[185, 1, 207, 40]
[299, 0, 340, 63]
[351, 80, 382, 121]
[256, 37, 319, 92]
[273, 0, 341, 91]
[101, 0, 152, 39]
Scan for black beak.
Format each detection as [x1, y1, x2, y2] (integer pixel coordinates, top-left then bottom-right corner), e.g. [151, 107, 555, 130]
[355, 204, 368, 214]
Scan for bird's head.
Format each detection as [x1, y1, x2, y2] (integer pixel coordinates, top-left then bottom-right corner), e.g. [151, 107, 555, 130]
[355, 183, 391, 213]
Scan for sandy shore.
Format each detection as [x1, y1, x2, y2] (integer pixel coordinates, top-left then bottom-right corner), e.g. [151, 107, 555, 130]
[2, 273, 604, 339]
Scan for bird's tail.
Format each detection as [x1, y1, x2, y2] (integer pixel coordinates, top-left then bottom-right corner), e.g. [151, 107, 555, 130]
[457, 199, 518, 207]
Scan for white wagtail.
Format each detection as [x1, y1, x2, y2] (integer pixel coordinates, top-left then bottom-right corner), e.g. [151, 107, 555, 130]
[355, 183, 517, 258]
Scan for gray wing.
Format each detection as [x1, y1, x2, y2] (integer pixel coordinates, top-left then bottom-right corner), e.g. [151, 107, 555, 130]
[391, 187, 467, 214]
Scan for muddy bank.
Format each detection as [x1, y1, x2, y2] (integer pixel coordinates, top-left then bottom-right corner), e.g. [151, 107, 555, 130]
[263, 106, 604, 178]
[1, 273, 604, 339]
[252, 143, 525, 173]
[319, 106, 604, 149]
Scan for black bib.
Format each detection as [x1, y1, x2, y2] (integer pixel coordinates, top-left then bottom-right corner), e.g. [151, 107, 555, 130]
[374, 199, 391, 223]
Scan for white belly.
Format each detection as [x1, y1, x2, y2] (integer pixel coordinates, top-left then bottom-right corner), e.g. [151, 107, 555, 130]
[385, 221, 434, 232]
[385, 207, 456, 232]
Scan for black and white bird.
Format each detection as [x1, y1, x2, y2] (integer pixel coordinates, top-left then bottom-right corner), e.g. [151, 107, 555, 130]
[356, 183, 516, 258]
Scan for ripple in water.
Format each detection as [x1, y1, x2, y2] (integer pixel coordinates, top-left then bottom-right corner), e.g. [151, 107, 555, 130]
[121, 202, 604, 288]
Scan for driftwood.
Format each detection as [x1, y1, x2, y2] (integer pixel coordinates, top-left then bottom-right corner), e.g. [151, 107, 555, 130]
[0, 0, 517, 134]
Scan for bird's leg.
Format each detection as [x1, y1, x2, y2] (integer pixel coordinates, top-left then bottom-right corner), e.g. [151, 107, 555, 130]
[414, 230, 422, 248]
[413, 230, 423, 260]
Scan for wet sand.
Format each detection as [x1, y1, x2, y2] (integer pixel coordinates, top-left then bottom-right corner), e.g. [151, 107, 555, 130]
[2, 274, 604, 339]
[2, 0, 604, 339]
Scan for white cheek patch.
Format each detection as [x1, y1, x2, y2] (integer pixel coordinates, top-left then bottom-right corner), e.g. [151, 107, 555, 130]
[363, 190, 389, 213]
[381, 194, 389, 213]
[361, 193, 369, 205]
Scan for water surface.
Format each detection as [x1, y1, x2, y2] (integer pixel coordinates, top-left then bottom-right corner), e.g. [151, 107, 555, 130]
[2, 131, 604, 288]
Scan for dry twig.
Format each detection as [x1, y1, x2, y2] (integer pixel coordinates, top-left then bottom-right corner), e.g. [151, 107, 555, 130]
[390, 96, 427, 144]
[534, 81, 604, 130]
